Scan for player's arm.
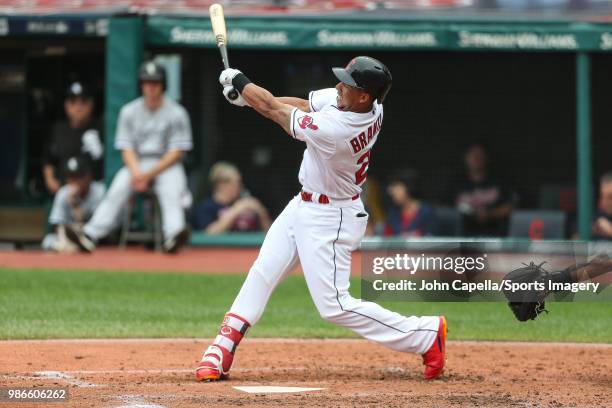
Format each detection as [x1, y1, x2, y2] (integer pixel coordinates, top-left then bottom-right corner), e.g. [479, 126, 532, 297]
[144, 149, 184, 180]
[43, 164, 61, 193]
[122, 149, 141, 176]
[43, 131, 61, 193]
[220, 69, 295, 136]
[117, 110, 143, 177]
[241, 83, 294, 136]
[276, 97, 310, 112]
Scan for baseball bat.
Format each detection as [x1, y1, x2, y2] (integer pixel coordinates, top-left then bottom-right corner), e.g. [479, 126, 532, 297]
[209, 3, 239, 100]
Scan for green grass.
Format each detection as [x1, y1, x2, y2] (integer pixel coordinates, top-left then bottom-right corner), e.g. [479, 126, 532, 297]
[0, 268, 610, 342]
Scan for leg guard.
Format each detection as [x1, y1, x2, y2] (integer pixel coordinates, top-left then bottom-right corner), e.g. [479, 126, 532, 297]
[195, 313, 250, 381]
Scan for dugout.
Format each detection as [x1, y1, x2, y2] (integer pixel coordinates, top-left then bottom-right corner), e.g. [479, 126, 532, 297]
[2, 8, 612, 242]
[0, 13, 107, 242]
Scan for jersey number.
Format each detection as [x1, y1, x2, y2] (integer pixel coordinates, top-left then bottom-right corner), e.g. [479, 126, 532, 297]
[355, 151, 370, 186]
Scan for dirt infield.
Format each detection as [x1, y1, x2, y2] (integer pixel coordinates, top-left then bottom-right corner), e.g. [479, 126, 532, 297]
[0, 248, 261, 274]
[1, 339, 610, 408]
[0, 247, 364, 275]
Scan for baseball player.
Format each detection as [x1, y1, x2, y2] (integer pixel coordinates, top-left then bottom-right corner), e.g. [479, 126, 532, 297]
[48, 156, 105, 227]
[43, 156, 105, 252]
[195, 57, 447, 381]
[65, 61, 192, 253]
[43, 81, 104, 193]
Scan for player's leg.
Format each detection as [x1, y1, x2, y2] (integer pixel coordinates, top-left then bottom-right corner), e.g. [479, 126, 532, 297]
[66, 166, 132, 251]
[83, 166, 132, 239]
[152, 163, 189, 252]
[229, 200, 301, 324]
[196, 197, 301, 381]
[294, 201, 446, 379]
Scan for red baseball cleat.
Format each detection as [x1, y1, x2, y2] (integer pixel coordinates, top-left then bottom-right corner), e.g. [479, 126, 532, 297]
[422, 315, 447, 380]
[195, 361, 222, 382]
[195, 346, 224, 382]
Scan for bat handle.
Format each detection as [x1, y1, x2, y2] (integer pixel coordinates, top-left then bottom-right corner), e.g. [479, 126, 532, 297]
[219, 45, 239, 101]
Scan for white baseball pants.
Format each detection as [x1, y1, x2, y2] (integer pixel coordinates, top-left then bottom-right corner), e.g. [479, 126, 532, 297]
[230, 195, 439, 354]
[83, 158, 187, 241]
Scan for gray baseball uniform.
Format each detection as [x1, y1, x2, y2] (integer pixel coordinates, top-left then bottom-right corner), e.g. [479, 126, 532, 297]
[49, 181, 105, 226]
[83, 96, 193, 241]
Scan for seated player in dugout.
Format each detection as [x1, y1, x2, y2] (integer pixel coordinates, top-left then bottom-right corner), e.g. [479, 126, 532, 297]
[42, 156, 105, 252]
[384, 169, 438, 237]
[592, 171, 612, 241]
[65, 61, 193, 254]
[194, 56, 447, 382]
[43, 81, 104, 194]
[193, 162, 271, 234]
[455, 142, 515, 237]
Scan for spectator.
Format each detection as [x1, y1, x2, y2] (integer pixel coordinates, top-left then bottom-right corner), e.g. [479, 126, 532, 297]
[65, 61, 192, 253]
[43, 81, 104, 194]
[361, 176, 385, 236]
[455, 142, 514, 237]
[383, 170, 437, 237]
[592, 171, 612, 240]
[42, 156, 105, 252]
[194, 162, 271, 234]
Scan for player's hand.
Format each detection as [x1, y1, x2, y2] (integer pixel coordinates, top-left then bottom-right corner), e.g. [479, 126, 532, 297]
[223, 86, 249, 107]
[132, 173, 151, 192]
[219, 68, 242, 87]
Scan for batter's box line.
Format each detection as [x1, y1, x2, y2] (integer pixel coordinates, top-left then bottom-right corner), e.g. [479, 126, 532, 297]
[33, 370, 99, 388]
[115, 394, 168, 408]
[37, 367, 312, 376]
[1, 367, 316, 385]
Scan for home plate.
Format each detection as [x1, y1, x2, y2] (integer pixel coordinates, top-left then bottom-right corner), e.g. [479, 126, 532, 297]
[233, 386, 324, 394]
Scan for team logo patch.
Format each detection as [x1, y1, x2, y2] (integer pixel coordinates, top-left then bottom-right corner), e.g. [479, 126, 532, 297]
[298, 115, 318, 130]
[221, 326, 232, 336]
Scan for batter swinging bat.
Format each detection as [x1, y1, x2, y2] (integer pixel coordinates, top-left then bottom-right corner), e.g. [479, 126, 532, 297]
[209, 3, 239, 100]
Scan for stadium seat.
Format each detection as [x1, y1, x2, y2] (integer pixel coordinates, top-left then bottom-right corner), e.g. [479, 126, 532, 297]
[508, 210, 566, 240]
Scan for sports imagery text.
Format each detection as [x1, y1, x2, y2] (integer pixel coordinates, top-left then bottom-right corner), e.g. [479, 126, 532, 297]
[371, 279, 600, 294]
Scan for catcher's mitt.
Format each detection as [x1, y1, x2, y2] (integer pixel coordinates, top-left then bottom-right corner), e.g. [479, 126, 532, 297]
[502, 261, 550, 321]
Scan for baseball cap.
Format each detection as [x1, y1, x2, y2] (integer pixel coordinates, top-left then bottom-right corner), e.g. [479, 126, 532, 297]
[63, 156, 91, 178]
[66, 81, 93, 100]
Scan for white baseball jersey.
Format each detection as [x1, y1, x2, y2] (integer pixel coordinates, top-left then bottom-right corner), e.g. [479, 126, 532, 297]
[289, 88, 383, 200]
[114, 97, 193, 156]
